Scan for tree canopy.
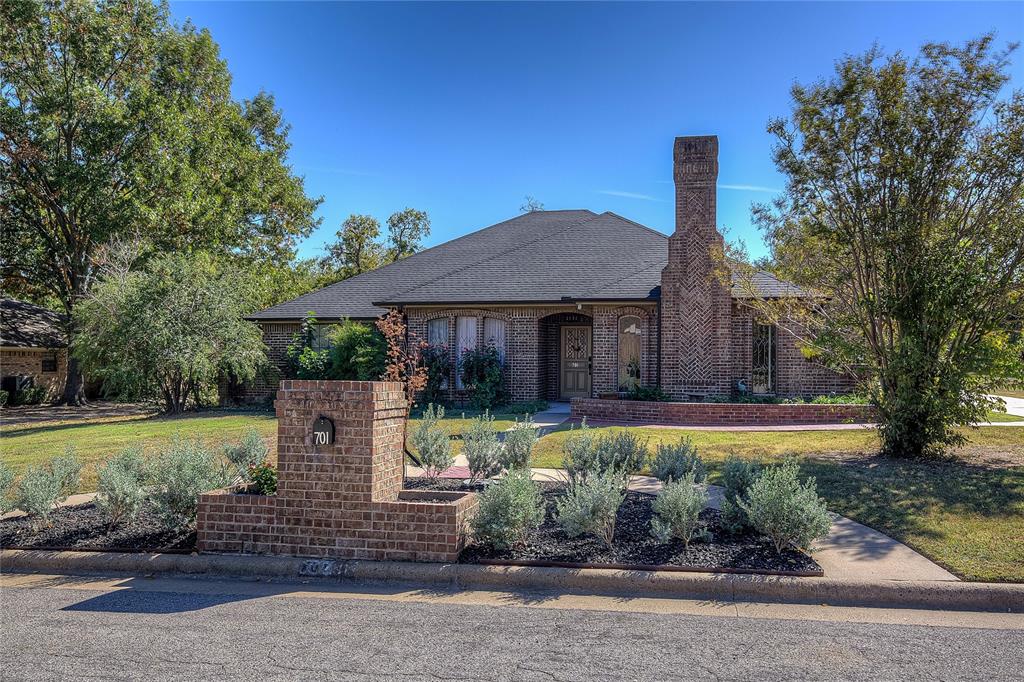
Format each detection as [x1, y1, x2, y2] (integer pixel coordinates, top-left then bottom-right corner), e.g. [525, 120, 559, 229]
[0, 0, 321, 402]
[740, 34, 1024, 457]
[321, 208, 431, 277]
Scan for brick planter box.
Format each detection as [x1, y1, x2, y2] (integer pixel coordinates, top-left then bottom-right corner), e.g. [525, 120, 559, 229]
[570, 397, 875, 426]
[197, 380, 479, 563]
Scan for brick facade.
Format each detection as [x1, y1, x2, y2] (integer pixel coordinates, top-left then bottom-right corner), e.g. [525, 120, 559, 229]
[198, 380, 478, 562]
[571, 397, 875, 426]
[239, 137, 854, 405]
[0, 347, 67, 401]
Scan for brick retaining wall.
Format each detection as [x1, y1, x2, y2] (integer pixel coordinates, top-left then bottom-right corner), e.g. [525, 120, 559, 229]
[571, 397, 875, 426]
[198, 380, 478, 562]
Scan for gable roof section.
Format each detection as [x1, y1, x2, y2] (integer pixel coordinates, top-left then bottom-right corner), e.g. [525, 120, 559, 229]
[248, 210, 807, 321]
[0, 299, 67, 348]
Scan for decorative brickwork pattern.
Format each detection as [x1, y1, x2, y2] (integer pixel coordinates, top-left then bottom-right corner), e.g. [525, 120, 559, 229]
[571, 398, 875, 426]
[659, 136, 733, 398]
[198, 380, 478, 562]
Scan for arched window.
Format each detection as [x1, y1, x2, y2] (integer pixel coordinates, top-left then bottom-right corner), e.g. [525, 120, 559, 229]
[617, 315, 643, 391]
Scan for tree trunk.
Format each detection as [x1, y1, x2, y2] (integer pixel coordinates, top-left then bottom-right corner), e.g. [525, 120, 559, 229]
[60, 354, 87, 406]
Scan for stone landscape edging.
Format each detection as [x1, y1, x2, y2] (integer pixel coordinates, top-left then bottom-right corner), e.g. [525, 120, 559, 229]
[2, 548, 1021, 613]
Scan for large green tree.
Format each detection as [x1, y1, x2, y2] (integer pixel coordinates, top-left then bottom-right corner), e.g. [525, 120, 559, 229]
[322, 208, 431, 276]
[73, 249, 265, 413]
[0, 0, 321, 404]
[744, 35, 1024, 457]
[385, 207, 430, 262]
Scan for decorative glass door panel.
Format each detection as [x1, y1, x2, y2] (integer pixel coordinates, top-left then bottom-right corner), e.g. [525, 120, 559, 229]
[560, 326, 592, 399]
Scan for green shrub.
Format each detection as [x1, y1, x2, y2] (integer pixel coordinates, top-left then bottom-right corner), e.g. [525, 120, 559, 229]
[285, 313, 333, 379]
[562, 422, 648, 489]
[0, 389, 8, 407]
[459, 344, 506, 410]
[421, 344, 451, 406]
[96, 446, 146, 527]
[650, 472, 709, 547]
[719, 454, 763, 532]
[12, 385, 48, 406]
[625, 385, 672, 402]
[15, 447, 81, 519]
[464, 411, 502, 483]
[500, 417, 538, 471]
[555, 474, 624, 547]
[249, 461, 278, 495]
[222, 428, 270, 481]
[738, 460, 832, 554]
[649, 437, 705, 483]
[471, 469, 545, 550]
[410, 404, 454, 479]
[149, 436, 228, 528]
[502, 400, 549, 415]
[0, 461, 15, 515]
[327, 319, 387, 381]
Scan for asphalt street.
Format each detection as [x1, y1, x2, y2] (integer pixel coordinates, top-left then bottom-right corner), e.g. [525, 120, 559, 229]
[1, 572, 1022, 681]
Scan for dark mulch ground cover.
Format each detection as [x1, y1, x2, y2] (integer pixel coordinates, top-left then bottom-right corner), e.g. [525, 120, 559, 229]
[418, 478, 821, 575]
[0, 503, 196, 552]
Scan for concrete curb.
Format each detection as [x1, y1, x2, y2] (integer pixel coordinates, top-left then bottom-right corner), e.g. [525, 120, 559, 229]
[2, 549, 1021, 613]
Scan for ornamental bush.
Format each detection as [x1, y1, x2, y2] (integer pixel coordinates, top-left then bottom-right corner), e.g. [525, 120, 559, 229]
[420, 344, 451, 406]
[327, 319, 387, 381]
[96, 446, 147, 527]
[719, 454, 763, 532]
[555, 473, 624, 548]
[649, 437, 705, 484]
[470, 469, 545, 550]
[459, 344, 506, 410]
[500, 416, 538, 471]
[15, 447, 82, 519]
[149, 436, 229, 528]
[738, 459, 831, 554]
[0, 461, 16, 515]
[464, 411, 503, 484]
[650, 472, 709, 548]
[222, 428, 269, 481]
[562, 423, 648, 489]
[410, 404, 454, 480]
[249, 461, 278, 495]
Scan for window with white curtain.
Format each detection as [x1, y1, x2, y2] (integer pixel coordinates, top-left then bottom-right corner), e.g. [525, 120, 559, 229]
[455, 316, 477, 389]
[617, 316, 643, 391]
[427, 318, 448, 348]
[483, 317, 507, 364]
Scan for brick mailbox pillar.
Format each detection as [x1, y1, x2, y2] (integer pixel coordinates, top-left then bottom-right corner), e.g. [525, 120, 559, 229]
[197, 380, 478, 562]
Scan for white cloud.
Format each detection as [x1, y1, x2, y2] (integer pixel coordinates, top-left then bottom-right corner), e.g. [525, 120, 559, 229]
[718, 183, 782, 193]
[598, 189, 663, 201]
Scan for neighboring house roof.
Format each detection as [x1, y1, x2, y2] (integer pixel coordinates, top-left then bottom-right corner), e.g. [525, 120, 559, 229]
[248, 210, 804, 322]
[0, 299, 68, 348]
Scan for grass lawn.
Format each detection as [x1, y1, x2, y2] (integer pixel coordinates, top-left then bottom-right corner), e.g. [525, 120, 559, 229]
[1, 411, 277, 492]
[0, 407, 528, 491]
[995, 390, 1024, 400]
[986, 410, 1022, 422]
[532, 424, 1024, 582]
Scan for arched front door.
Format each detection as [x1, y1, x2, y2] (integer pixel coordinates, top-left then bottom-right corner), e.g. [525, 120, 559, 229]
[560, 326, 591, 399]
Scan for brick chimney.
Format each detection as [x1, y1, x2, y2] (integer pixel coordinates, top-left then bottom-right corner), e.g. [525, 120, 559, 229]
[658, 136, 732, 398]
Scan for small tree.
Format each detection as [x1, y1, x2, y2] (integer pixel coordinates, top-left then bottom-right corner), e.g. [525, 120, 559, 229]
[377, 308, 430, 474]
[74, 251, 266, 413]
[742, 35, 1024, 457]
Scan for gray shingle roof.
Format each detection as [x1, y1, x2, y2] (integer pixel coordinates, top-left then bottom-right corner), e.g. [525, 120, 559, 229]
[248, 210, 805, 321]
[0, 299, 67, 348]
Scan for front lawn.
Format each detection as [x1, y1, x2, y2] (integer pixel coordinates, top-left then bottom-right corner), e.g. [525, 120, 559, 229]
[532, 425, 1024, 582]
[0, 411, 277, 492]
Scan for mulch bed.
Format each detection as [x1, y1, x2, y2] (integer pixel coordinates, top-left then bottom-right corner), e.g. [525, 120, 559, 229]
[422, 479, 822, 576]
[0, 503, 196, 553]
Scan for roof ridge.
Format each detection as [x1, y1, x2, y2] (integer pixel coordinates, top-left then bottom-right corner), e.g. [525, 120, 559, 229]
[378, 212, 606, 303]
[601, 211, 670, 240]
[250, 211, 599, 316]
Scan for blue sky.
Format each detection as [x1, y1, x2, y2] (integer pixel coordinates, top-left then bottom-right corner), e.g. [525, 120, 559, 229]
[169, 1, 1024, 260]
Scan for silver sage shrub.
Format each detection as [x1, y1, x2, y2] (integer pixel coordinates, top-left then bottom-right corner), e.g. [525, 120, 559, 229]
[96, 446, 147, 527]
[499, 416, 538, 471]
[470, 469, 545, 550]
[410, 404, 454, 480]
[463, 411, 503, 484]
[555, 473, 624, 548]
[649, 437, 706, 484]
[149, 436, 226, 528]
[738, 459, 832, 554]
[650, 472, 709, 548]
[15, 446, 82, 520]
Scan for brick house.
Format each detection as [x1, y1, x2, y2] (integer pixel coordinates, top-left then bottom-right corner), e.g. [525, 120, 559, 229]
[0, 298, 69, 403]
[240, 136, 854, 404]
